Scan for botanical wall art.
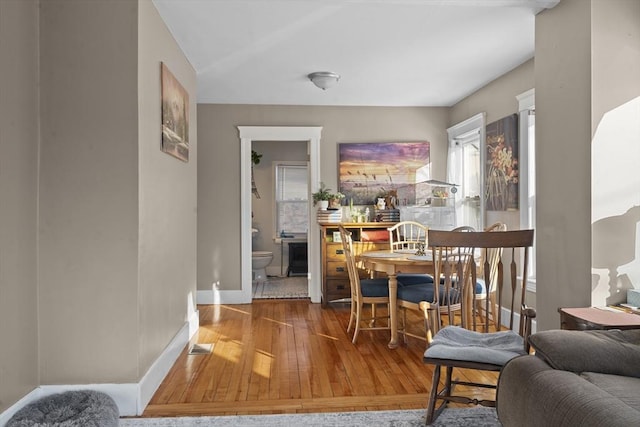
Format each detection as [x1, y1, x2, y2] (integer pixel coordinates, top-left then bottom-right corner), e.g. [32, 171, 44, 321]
[485, 114, 518, 211]
[161, 62, 189, 162]
[338, 142, 431, 205]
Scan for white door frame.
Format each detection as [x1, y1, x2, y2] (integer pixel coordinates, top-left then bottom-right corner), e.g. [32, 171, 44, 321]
[238, 126, 323, 303]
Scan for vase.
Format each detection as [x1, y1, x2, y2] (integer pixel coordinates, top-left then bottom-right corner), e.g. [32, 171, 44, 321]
[318, 200, 329, 210]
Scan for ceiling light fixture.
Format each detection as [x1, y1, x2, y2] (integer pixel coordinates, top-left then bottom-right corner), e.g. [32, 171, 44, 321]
[308, 71, 340, 90]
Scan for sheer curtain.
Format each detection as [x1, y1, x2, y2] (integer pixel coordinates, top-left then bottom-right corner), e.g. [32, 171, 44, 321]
[446, 113, 485, 230]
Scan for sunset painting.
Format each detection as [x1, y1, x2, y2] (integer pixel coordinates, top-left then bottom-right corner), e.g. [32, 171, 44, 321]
[338, 142, 431, 205]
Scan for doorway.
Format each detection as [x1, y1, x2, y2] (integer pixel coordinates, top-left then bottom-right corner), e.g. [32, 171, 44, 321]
[238, 126, 322, 303]
[251, 141, 310, 300]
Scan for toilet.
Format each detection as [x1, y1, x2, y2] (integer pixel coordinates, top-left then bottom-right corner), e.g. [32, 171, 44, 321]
[251, 228, 273, 283]
[252, 251, 274, 283]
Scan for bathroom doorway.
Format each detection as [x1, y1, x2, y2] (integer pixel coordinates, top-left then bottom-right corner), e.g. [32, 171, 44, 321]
[238, 126, 322, 304]
[251, 141, 309, 300]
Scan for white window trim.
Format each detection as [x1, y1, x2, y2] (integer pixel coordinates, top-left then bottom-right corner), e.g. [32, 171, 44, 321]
[517, 89, 536, 293]
[447, 112, 486, 229]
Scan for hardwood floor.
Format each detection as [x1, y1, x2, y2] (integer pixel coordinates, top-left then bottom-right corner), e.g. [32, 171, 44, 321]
[143, 300, 496, 417]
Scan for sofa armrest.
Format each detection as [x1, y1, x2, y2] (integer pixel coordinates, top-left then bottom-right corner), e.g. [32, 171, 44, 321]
[529, 329, 640, 378]
[497, 355, 640, 427]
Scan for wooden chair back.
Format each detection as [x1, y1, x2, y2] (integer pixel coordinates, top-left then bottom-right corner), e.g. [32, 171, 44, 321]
[388, 221, 428, 252]
[338, 225, 362, 302]
[428, 229, 535, 340]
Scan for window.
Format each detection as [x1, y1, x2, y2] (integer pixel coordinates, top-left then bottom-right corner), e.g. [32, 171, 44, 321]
[275, 162, 308, 236]
[447, 113, 486, 230]
[517, 89, 536, 291]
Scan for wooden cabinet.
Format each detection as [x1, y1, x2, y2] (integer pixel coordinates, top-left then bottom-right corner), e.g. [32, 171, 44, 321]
[559, 307, 640, 331]
[319, 222, 395, 306]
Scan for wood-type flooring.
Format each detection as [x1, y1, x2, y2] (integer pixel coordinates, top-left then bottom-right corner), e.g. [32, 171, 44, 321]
[143, 300, 497, 417]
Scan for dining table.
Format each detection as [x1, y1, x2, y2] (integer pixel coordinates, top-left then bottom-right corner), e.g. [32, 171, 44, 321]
[358, 249, 434, 349]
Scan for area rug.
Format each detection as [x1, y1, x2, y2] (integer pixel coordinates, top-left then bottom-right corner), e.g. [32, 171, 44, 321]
[120, 408, 500, 426]
[253, 276, 309, 299]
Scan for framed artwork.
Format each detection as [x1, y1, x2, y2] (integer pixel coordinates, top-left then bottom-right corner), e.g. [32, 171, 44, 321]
[161, 62, 189, 162]
[338, 142, 431, 205]
[485, 114, 518, 211]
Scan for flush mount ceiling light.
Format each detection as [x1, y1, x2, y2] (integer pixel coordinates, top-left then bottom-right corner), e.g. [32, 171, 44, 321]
[308, 71, 340, 90]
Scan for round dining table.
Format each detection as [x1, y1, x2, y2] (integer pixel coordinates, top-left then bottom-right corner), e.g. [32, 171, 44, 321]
[358, 250, 434, 349]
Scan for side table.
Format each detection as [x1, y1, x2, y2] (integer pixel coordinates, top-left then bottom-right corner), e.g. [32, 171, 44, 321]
[559, 307, 640, 331]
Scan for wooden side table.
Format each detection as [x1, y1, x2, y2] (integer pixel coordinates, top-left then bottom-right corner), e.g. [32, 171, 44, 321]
[559, 307, 640, 331]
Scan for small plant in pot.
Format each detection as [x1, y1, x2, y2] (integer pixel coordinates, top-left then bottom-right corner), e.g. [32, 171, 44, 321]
[328, 191, 345, 209]
[312, 182, 334, 210]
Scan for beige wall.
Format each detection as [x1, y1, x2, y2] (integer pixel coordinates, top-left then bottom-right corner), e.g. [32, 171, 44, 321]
[535, 0, 594, 330]
[591, 0, 640, 130]
[0, 0, 40, 413]
[39, 0, 140, 384]
[0, 0, 197, 412]
[590, 0, 640, 306]
[450, 59, 534, 127]
[198, 105, 449, 291]
[137, 0, 198, 377]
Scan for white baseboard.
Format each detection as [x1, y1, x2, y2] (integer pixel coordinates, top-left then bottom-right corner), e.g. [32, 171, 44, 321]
[500, 306, 537, 334]
[0, 319, 196, 421]
[197, 289, 250, 305]
[0, 387, 43, 426]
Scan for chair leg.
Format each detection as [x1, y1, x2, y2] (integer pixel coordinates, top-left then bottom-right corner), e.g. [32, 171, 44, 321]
[425, 365, 441, 425]
[370, 303, 377, 327]
[445, 366, 453, 396]
[401, 307, 408, 345]
[347, 299, 356, 333]
[352, 301, 363, 344]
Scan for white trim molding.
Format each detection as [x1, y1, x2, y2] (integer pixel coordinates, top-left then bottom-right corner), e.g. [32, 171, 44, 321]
[238, 126, 323, 304]
[0, 321, 196, 421]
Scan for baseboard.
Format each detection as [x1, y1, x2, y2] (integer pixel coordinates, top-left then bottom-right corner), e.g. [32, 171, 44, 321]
[197, 289, 250, 305]
[0, 320, 194, 420]
[0, 387, 43, 426]
[500, 306, 537, 334]
[138, 319, 193, 414]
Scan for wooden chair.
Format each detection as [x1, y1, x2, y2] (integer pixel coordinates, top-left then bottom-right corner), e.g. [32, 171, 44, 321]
[472, 222, 508, 331]
[388, 220, 428, 252]
[395, 225, 475, 344]
[338, 225, 391, 344]
[420, 229, 535, 424]
[388, 221, 433, 287]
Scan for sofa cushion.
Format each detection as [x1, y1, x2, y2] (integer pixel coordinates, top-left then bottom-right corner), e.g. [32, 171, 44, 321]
[529, 329, 640, 378]
[581, 372, 640, 410]
[497, 355, 640, 427]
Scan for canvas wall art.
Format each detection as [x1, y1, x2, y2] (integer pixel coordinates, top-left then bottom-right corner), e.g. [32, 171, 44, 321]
[161, 62, 189, 162]
[485, 114, 518, 211]
[338, 142, 431, 205]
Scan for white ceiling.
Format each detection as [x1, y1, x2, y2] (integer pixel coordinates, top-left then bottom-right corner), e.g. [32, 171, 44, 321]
[153, 0, 559, 107]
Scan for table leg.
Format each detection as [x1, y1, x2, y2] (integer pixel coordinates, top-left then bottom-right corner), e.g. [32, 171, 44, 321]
[388, 272, 399, 349]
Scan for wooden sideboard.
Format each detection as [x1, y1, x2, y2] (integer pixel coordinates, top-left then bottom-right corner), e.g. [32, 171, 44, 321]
[319, 222, 395, 306]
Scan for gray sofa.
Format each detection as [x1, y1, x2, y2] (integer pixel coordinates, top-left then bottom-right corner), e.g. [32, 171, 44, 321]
[496, 328, 640, 426]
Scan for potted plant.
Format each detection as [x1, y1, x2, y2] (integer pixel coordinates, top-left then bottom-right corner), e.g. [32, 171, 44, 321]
[312, 182, 333, 210]
[328, 191, 345, 209]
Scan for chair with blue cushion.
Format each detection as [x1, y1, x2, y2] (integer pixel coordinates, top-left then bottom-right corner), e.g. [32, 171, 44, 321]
[419, 229, 535, 424]
[388, 221, 434, 287]
[396, 224, 477, 343]
[339, 225, 391, 344]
